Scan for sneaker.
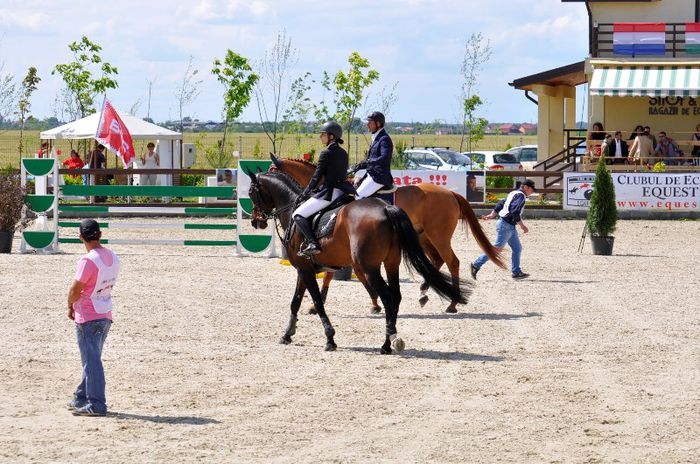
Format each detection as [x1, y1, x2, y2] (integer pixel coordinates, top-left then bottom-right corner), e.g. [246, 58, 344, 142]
[72, 404, 106, 417]
[470, 263, 479, 280]
[512, 271, 530, 280]
[66, 399, 85, 411]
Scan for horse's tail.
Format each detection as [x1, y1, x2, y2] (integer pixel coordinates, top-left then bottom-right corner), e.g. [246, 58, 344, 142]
[452, 192, 506, 269]
[384, 205, 471, 304]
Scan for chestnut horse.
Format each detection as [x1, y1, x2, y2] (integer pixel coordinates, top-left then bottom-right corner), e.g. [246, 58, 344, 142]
[246, 169, 471, 354]
[269, 154, 504, 313]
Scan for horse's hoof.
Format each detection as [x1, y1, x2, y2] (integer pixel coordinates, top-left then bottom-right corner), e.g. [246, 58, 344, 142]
[308, 307, 317, 315]
[380, 346, 392, 355]
[279, 336, 292, 345]
[445, 307, 458, 314]
[391, 337, 405, 353]
[370, 306, 382, 315]
[418, 295, 429, 307]
[324, 343, 337, 352]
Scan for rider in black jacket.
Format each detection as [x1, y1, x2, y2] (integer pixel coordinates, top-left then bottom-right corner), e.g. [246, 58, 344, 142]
[354, 111, 394, 198]
[292, 121, 355, 257]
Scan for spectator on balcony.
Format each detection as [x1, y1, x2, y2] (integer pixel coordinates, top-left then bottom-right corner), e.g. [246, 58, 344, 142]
[629, 128, 654, 164]
[644, 125, 657, 149]
[588, 122, 605, 157]
[629, 125, 644, 142]
[600, 133, 612, 162]
[608, 131, 629, 165]
[691, 123, 700, 166]
[655, 131, 680, 166]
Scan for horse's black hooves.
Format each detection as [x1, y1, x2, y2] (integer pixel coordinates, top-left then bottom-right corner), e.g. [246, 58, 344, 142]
[418, 295, 429, 307]
[279, 336, 292, 345]
[445, 307, 458, 314]
[370, 306, 382, 315]
[380, 346, 392, 355]
[324, 343, 337, 352]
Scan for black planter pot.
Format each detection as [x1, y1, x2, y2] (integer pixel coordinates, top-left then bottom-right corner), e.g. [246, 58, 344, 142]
[333, 266, 353, 281]
[591, 235, 614, 255]
[0, 230, 14, 254]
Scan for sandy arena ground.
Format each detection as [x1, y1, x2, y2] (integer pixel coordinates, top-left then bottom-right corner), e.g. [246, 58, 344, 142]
[0, 218, 698, 463]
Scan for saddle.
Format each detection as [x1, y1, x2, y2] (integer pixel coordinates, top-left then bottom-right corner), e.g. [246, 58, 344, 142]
[311, 195, 354, 239]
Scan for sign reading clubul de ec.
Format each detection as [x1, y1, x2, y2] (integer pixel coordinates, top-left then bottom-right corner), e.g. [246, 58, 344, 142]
[564, 172, 700, 211]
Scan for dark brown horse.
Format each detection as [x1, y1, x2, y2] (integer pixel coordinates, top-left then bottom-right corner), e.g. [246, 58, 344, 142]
[269, 154, 504, 313]
[246, 169, 471, 354]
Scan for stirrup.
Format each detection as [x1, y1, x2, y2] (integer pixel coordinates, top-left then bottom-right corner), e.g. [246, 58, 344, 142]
[298, 242, 321, 257]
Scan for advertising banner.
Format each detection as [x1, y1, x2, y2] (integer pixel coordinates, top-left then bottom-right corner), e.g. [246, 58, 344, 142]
[564, 172, 700, 211]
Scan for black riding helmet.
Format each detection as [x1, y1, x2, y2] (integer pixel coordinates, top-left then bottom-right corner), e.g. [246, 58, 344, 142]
[366, 111, 385, 126]
[321, 120, 344, 144]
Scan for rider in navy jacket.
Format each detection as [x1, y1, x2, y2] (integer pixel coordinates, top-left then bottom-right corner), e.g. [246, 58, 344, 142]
[354, 112, 394, 198]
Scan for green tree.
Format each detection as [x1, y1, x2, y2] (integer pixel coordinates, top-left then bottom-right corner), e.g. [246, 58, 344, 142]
[52, 36, 119, 119]
[16, 67, 41, 160]
[212, 50, 259, 160]
[0, 62, 17, 122]
[459, 32, 492, 152]
[586, 156, 618, 237]
[317, 52, 379, 154]
[283, 72, 314, 156]
[175, 56, 202, 133]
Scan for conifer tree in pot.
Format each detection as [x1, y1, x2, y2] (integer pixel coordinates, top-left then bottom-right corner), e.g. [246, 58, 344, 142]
[586, 155, 618, 255]
[0, 171, 26, 253]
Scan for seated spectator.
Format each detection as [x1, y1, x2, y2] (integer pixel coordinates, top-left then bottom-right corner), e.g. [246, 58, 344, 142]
[609, 131, 629, 165]
[588, 122, 605, 157]
[655, 131, 680, 166]
[644, 125, 657, 148]
[629, 128, 654, 164]
[600, 134, 612, 162]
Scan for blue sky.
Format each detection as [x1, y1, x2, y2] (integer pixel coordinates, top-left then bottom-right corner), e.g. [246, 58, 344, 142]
[0, 0, 589, 124]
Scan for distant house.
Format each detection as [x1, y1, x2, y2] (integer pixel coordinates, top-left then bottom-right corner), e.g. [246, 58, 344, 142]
[499, 124, 518, 135]
[519, 123, 537, 135]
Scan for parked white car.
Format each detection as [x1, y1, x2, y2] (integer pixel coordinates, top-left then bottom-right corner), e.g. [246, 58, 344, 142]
[463, 151, 523, 171]
[506, 145, 538, 170]
[404, 148, 475, 171]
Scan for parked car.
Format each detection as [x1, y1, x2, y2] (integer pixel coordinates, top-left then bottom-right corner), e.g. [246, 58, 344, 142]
[404, 148, 475, 171]
[506, 145, 538, 170]
[463, 151, 523, 171]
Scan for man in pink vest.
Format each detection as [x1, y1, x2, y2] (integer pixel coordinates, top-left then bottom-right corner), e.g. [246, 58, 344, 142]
[66, 219, 120, 416]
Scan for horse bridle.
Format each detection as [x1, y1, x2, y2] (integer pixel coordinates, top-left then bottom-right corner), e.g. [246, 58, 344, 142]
[248, 171, 299, 244]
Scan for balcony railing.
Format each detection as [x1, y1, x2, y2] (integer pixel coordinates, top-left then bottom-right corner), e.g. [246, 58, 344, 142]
[593, 22, 700, 59]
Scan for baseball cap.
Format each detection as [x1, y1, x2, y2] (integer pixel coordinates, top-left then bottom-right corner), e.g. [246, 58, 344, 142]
[522, 179, 537, 191]
[79, 219, 101, 241]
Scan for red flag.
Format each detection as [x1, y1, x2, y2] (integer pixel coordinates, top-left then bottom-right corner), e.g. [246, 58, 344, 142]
[95, 99, 135, 167]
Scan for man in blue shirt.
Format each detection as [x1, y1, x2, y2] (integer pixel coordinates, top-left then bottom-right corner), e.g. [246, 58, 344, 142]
[470, 179, 536, 280]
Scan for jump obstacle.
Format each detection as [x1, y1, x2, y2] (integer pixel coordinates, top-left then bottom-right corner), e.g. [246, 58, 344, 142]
[19, 158, 275, 255]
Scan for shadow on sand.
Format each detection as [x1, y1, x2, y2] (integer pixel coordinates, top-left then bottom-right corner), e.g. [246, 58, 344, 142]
[108, 412, 221, 425]
[343, 346, 505, 362]
[397, 311, 541, 321]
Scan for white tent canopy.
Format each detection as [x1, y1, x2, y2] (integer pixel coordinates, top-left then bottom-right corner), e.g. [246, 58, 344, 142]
[40, 111, 181, 140]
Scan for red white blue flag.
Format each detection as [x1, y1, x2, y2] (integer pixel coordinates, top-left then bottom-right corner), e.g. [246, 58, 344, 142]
[95, 98, 136, 167]
[613, 23, 666, 56]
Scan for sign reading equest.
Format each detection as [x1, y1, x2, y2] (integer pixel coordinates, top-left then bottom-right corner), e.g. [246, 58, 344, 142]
[564, 172, 700, 211]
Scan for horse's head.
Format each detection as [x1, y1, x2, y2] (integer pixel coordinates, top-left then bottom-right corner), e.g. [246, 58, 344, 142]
[245, 168, 272, 230]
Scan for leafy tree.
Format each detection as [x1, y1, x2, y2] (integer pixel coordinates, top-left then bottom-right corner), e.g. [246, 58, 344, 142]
[459, 32, 492, 152]
[254, 30, 298, 154]
[175, 56, 202, 133]
[211, 50, 259, 160]
[283, 72, 314, 155]
[317, 52, 379, 154]
[52, 36, 119, 119]
[0, 62, 17, 122]
[16, 67, 41, 159]
[586, 155, 617, 237]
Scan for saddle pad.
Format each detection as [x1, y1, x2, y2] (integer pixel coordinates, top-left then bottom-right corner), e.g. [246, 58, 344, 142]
[374, 192, 395, 205]
[312, 202, 348, 239]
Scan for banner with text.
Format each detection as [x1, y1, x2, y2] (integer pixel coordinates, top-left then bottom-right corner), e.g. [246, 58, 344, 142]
[564, 172, 700, 211]
[356, 169, 474, 198]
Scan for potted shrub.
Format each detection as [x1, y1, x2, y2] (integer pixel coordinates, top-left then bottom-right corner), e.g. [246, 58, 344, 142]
[586, 154, 618, 255]
[0, 169, 26, 253]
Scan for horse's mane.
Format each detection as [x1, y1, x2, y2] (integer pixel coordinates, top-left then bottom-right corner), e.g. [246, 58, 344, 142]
[260, 169, 303, 194]
[284, 158, 317, 169]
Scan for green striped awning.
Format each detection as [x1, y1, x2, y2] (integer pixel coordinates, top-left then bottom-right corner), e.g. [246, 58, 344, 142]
[590, 66, 700, 96]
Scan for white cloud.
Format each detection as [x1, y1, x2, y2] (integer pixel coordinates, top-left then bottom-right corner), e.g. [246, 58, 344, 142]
[0, 9, 51, 30]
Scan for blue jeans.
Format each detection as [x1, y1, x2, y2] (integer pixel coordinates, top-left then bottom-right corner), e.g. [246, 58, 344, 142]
[473, 219, 522, 274]
[73, 318, 111, 413]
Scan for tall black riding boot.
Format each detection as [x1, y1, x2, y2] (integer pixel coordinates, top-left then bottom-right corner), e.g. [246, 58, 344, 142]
[293, 215, 321, 256]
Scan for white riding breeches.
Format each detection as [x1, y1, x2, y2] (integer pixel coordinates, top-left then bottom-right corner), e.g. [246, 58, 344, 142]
[355, 176, 385, 199]
[293, 188, 344, 218]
